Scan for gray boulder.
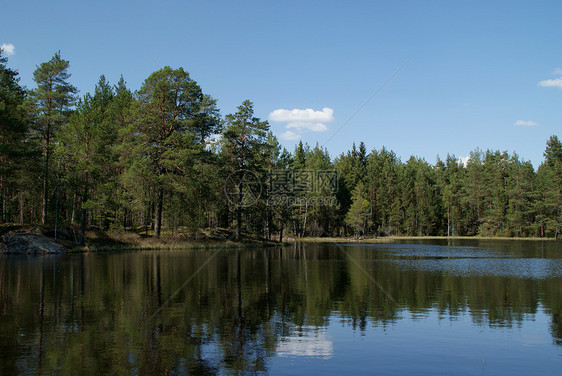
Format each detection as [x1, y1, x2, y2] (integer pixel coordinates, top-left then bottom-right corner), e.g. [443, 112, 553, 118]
[1, 232, 65, 254]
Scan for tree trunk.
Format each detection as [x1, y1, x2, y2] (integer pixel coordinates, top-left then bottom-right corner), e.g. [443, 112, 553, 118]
[79, 175, 88, 246]
[236, 205, 242, 240]
[236, 180, 243, 240]
[267, 208, 272, 240]
[0, 175, 3, 224]
[154, 186, 164, 238]
[79, 206, 87, 247]
[19, 193, 24, 225]
[42, 132, 50, 225]
[447, 205, 450, 237]
[54, 186, 59, 241]
[302, 203, 308, 237]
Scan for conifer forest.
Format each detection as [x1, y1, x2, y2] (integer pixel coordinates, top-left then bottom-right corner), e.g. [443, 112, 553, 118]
[1, 49, 561, 241]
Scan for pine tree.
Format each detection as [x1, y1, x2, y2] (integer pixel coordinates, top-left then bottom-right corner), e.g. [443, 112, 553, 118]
[540, 135, 562, 238]
[0, 48, 32, 224]
[441, 154, 465, 236]
[128, 67, 213, 237]
[56, 75, 117, 243]
[365, 147, 400, 235]
[479, 150, 509, 235]
[462, 149, 485, 235]
[506, 154, 535, 236]
[222, 100, 269, 239]
[0, 48, 27, 169]
[268, 143, 292, 241]
[30, 51, 77, 225]
[305, 143, 336, 236]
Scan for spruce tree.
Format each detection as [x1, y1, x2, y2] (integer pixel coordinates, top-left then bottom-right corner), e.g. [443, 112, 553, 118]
[345, 181, 371, 237]
[222, 100, 269, 239]
[56, 76, 117, 243]
[540, 135, 562, 238]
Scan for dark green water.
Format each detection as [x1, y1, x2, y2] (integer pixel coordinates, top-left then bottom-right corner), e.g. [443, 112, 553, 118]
[1, 240, 561, 375]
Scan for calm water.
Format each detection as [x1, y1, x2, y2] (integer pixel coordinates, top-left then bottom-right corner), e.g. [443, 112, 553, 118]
[1, 240, 561, 375]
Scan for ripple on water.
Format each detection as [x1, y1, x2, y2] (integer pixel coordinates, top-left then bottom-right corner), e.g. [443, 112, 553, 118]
[341, 243, 507, 259]
[387, 258, 562, 278]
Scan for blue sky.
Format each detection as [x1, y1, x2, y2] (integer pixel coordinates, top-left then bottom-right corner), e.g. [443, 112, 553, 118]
[2, 0, 562, 167]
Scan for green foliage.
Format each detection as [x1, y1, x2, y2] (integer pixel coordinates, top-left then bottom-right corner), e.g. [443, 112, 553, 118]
[222, 100, 269, 170]
[345, 181, 371, 237]
[537, 135, 562, 238]
[222, 100, 270, 238]
[0, 50, 28, 177]
[0, 52, 560, 239]
[0, 49, 36, 224]
[440, 154, 466, 236]
[124, 66, 219, 237]
[56, 75, 120, 239]
[0, 49, 27, 168]
[30, 51, 77, 224]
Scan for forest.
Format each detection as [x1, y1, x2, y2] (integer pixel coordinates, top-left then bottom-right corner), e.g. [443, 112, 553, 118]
[1, 49, 561, 242]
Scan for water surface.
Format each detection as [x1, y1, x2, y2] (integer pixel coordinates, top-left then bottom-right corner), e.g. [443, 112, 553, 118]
[1, 240, 561, 375]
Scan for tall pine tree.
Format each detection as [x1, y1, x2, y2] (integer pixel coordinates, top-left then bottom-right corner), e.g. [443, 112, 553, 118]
[0, 48, 30, 224]
[30, 51, 77, 225]
[222, 100, 269, 239]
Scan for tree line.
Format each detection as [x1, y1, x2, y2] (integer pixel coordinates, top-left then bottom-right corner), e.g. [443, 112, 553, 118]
[1, 49, 561, 240]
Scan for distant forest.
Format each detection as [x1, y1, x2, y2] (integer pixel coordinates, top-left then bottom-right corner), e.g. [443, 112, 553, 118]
[1, 50, 561, 241]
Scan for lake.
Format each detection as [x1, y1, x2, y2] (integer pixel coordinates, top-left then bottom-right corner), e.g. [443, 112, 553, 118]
[1, 240, 561, 375]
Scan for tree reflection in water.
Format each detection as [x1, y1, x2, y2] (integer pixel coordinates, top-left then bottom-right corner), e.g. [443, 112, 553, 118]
[0, 241, 561, 374]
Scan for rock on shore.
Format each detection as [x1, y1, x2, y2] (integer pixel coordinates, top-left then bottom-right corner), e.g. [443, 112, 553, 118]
[0, 232, 65, 254]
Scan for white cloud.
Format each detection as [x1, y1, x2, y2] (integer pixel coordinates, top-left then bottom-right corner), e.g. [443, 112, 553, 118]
[269, 107, 335, 123]
[279, 130, 301, 141]
[204, 133, 222, 144]
[269, 107, 334, 141]
[0, 43, 15, 56]
[538, 77, 562, 88]
[514, 120, 539, 127]
[538, 69, 562, 88]
[286, 122, 328, 132]
[459, 156, 470, 166]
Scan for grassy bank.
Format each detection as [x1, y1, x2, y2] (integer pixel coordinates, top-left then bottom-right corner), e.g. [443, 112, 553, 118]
[1, 225, 286, 252]
[76, 228, 288, 252]
[3, 224, 558, 253]
[295, 235, 559, 243]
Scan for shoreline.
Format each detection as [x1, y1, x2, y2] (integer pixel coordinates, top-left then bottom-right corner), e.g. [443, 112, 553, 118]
[2, 225, 559, 254]
[74, 239, 287, 252]
[295, 236, 559, 243]
[83, 234, 559, 252]
[0, 226, 287, 254]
